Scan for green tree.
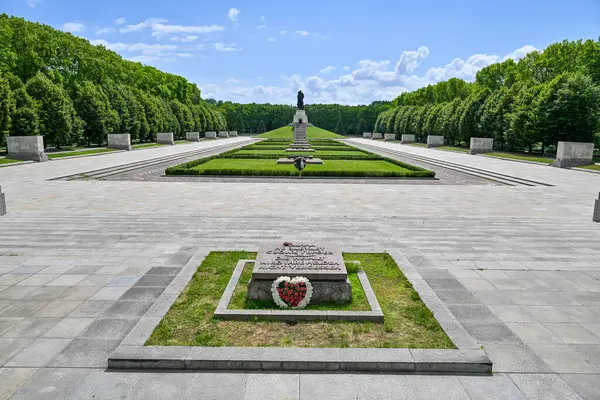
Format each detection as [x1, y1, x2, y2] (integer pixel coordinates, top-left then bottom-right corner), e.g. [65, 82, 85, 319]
[74, 81, 117, 146]
[0, 74, 12, 140]
[9, 87, 38, 136]
[257, 119, 266, 134]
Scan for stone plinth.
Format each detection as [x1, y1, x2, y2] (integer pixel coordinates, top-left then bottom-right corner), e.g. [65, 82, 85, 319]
[384, 133, 395, 141]
[218, 131, 229, 138]
[276, 157, 324, 165]
[0, 186, 6, 216]
[185, 132, 200, 142]
[107, 134, 132, 151]
[157, 132, 175, 145]
[552, 141, 595, 168]
[6, 136, 48, 162]
[372, 132, 383, 140]
[427, 135, 444, 148]
[594, 193, 600, 223]
[294, 123, 308, 141]
[247, 278, 352, 304]
[205, 131, 217, 139]
[469, 138, 494, 155]
[401, 134, 415, 144]
[293, 109, 309, 125]
[229, 131, 238, 137]
[363, 132, 372, 139]
[247, 242, 351, 304]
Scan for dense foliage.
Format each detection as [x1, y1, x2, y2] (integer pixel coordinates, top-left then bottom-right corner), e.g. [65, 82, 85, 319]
[215, 101, 392, 136]
[0, 14, 226, 147]
[375, 39, 600, 154]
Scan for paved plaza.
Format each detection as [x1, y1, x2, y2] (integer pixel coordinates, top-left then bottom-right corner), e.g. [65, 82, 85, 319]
[1, 137, 600, 399]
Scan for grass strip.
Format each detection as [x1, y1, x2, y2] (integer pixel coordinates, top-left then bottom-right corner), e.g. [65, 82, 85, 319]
[48, 148, 117, 159]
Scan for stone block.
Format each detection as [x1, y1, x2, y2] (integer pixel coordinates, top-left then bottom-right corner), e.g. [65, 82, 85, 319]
[294, 123, 307, 141]
[107, 134, 132, 151]
[362, 132, 372, 139]
[594, 193, 600, 223]
[468, 137, 494, 155]
[293, 109, 309, 125]
[372, 132, 383, 139]
[205, 131, 217, 139]
[218, 131, 229, 138]
[427, 135, 444, 148]
[6, 136, 48, 162]
[0, 186, 5, 216]
[401, 134, 415, 144]
[157, 132, 174, 145]
[228, 131, 238, 137]
[384, 133, 396, 141]
[552, 141, 595, 168]
[185, 132, 200, 142]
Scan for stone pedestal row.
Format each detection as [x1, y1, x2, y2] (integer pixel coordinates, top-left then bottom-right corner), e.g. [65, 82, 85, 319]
[426, 135, 444, 148]
[0, 186, 6, 216]
[363, 132, 372, 139]
[205, 131, 217, 139]
[468, 138, 493, 155]
[401, 134, 415, 144]
[372, 132, 383, 139]
[107, 134, 133, 151]
[6, 136, 48, 162]
[186, 132, 200, 142]
[157, 132, 175, 145]
[384, 133, 395, 141]
[218, 131, 229, 138]
[552, 142, 595, 168]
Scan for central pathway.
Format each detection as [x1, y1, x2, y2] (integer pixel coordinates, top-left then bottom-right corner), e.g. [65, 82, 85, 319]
[0, 138, 599, 399]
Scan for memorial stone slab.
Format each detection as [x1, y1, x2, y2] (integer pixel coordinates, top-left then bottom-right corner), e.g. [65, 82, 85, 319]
[594, 192, 600, 223]
[205, 131, 217, 139]
[384, 133, 395, 141]
[107, 133, 133, 151]
[0, 185, 6, 216]
[6, 136, 48, 162]
[185, 132, 200, 142]
[401, 134, 415, 144]
[157, 132, 175, 145]
[252, 242, 347, 281]
[218, 131, 229, 138]
[372, 132, 383, 139]
[363, 132, 372, 139]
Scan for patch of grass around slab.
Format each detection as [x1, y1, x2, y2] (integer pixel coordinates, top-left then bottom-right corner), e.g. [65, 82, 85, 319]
[133, 143, 165, 149]
[438, 146, 468, 153]
[146, 251, 454, 348]
[580, 164, 600, 171]
[0, 158, 22, 164]
[258, 126, 344, 139]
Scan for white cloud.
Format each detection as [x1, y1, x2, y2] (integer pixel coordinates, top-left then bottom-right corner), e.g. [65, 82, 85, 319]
[225, 78, 240, 84]
[206, 43, 535, 105]
[90, 40, 177, 54]
[257, 24, 267, 29]
[228, 8, 240, 22]
[114, 17, 126, 25]
[214, 42, 241, 52]
[118, 18, 223, 38]
[61, 22, 86, 33]
[171, 35, 199, 43]
[296, 30, 309, 36]
[260, 16, 266, 22]
[343, 66, 350, 71]
[96, 27, 115, 35]
[267, 37, 276, 42]
[26, 0, 40, 7]
[319, 65, 336, 74]
[176, 53, 195, 58]
[503, 45, 538, 61]
[119, 18, 166, 33]
[280, 30, 287, 35]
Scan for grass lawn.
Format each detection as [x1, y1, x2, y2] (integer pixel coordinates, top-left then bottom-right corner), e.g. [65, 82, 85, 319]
[230, 261, 370, 311]
[146, 251, 454, 348]
[438, 146, 468, 153]
[133, 143, 164, 149]
[580, 164, 600, 171]
[186, 158, 426, 177]
[0, 158, 22, 164]
[486, 152, 553, 164]
[233, 150, 369, 157]
[258, 126, 344, 139]
[406, 143, 426, 147]
[48, 148, 117, 159]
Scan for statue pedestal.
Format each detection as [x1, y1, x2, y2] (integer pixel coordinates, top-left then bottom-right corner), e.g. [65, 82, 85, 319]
[293, 110, 308, 125]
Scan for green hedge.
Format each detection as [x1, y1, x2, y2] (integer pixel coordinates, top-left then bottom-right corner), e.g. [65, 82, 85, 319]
[167, 167, 433, 178]
[222, 154, 383, 160]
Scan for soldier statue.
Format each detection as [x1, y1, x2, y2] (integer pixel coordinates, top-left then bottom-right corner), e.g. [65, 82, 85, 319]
[297, 90, 304, 110]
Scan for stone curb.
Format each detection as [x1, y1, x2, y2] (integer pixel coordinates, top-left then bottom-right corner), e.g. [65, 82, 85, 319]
[108, 248, 492, 374]
[213, 260, 384, 322]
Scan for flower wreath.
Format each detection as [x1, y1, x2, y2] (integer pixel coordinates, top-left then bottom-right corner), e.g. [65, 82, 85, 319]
[271, 276, 313, 309]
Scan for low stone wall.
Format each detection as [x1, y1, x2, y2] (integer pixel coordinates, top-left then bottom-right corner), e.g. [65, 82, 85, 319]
[218, 131, 229, 138]
[427, 135, 444, 148]
[107, 133, 132, 151]
[0, 186, 6, 216]
[384, 133, 395, 141]
[157, 132, 175, 145]
[185, 132, 200, 142]
[205, 131, 217, 139]
[372, 132, 383, 139]
[229, 131, 238, 137]
[6, 136, 48, 162]
[401, 134, 415, 144]
[469, 137, 494, 155]
[552, 141, 595, 168]
[594, 193, 600, 223]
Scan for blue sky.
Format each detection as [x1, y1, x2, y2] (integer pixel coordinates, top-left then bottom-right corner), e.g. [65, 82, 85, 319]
[5, 0, 600, 105]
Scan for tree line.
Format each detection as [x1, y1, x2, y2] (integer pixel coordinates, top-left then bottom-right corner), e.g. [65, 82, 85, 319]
[213, 101, 392, 136]
[0, 14, 227, 148]
[374, 39, 600, 154]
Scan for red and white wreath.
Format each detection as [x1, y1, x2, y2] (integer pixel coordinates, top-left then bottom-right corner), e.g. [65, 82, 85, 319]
[271, 276, 313, 309]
